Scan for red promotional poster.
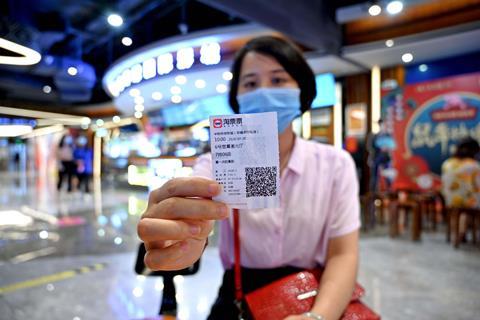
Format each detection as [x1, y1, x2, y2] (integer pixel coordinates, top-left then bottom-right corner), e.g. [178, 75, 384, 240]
[381, 72, 480, 191]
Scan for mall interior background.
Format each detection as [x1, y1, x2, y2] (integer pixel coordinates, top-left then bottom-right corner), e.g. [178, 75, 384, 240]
[1, 1, 480, 319]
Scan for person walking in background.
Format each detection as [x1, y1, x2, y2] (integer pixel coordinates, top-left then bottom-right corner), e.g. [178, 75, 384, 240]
[57, 135, 76, 192]
[367, 119, 396, 192]
[73, 135, 93, 193]
[441, 137, 480, 239]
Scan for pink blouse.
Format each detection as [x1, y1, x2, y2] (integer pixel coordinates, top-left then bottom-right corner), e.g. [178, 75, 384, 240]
[193, 137, 360, 269]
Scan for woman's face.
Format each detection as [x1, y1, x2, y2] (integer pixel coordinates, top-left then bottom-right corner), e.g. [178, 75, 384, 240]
[237, 52, 298, 95]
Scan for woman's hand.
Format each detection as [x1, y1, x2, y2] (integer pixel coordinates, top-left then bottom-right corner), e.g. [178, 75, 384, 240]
[137, 177, 229, 271]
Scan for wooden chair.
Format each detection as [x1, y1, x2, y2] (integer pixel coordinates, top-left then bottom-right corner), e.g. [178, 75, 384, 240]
[446, 207, 480, 248]
[389, 191, 422, 241]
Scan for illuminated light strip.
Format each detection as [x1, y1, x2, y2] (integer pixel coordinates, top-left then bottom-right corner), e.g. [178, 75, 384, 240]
[333, 82, 343, 148]
[0, 37, 42, 66]
[21, 124, 65, 138]
[0, 124, 33, 137]
[93, 135, 102, 178]
[302, 111, 311, 140]
[0, 106, 89, 123]
[0, 263, 107, 294]
[20, 205, 58, 225]
[371, 65, 381, 134]
[190, 119, 210, 131]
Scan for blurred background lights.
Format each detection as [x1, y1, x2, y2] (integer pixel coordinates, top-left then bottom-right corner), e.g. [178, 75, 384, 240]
[151, 92, 163, 101]
[107, 14, 123, 27]
[387, 1, 404, 15]
[195, 79, 206, 89]
[121, 36, 132, 46]
[368, 4, 382, 16]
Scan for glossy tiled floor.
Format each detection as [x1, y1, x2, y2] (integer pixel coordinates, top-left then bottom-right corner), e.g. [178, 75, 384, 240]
[1, 171, 479, 320]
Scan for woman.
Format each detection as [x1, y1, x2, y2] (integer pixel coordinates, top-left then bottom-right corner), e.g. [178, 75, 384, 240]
[441, 137, 480, 238]
[137, 36, 360, 320]
[57, 135, 76, 192]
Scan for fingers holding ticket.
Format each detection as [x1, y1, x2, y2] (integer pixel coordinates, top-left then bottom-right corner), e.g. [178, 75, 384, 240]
[137, 177, 228, 271]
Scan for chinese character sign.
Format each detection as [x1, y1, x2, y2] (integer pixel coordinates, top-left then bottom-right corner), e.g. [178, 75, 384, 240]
[382, 72, 480, 191]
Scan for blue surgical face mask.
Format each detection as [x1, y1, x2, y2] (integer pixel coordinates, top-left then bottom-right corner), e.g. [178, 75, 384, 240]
[237, 87, 301, 133]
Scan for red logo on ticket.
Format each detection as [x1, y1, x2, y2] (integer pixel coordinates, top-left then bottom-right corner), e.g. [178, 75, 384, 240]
[213, 118, 222, 128]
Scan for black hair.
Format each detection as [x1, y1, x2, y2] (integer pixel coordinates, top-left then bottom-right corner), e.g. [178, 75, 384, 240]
[228, 36, 316, 114]
[454, 137, 480, 159]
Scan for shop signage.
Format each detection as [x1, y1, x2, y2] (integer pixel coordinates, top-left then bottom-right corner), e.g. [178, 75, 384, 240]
[381, 72, 480, 190]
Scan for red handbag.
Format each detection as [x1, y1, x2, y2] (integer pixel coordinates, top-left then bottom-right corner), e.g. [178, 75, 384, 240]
[232, 209, 380, 320]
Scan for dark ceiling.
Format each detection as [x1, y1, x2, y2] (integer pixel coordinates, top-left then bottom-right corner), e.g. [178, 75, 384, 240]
[0, 0, 368, 111]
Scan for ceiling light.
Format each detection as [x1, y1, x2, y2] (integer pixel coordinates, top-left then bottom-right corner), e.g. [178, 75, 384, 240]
[112, 116, 121, 123]
[170, 86, 181, 95]
[402, 53, 413, 63]
[134, 104, 144, 112]
[385, 39, 395, 47]
[134, 96, 144, 104]
[216, 84, 228, 93]
[96, 119, 104, 127]
[152, 92, 163, 101]
[81, 124, 89, 130]
[39, 230, 49, 239]
[121, 36, 132, 46]
[42, 85, 52, 94]
[129, 88, 140, 97]
[195, 79, 206, 89]
[0, 37, 42, 66]
[222, 71, 233, 81]
[386, 1, 403, 15]
[368, 4, 382, 16]
[175, 75, 187, 85]
[81, 117, 91, 125]
[171, 95, 182, 104]
[0, 125, 33, 137]
[67, 67, 78, 76]
[134, 111, 143, 119]
[107, 14, 123, 27]
[419, 64, 428, 72]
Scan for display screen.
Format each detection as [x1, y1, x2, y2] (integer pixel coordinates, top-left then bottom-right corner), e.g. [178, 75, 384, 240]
[151, 94, 233, 127]
[312, 73, 336, 108]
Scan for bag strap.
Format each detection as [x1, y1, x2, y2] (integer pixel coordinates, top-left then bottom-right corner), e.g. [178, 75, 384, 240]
[233, 208, 245, 318]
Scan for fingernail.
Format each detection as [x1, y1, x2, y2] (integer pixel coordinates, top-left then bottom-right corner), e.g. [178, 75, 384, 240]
[189, 225, 201, 235]
[208, 184, 219, 195]
[217, 205, 228, 217]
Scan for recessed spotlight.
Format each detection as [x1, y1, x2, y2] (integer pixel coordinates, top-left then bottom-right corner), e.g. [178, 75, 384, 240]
[175, 75, 187, 85]
[171, 95, 182, 104]
[152, 92, 163, 101]
[386, 1, 403, 15]
[134, 111, 143, 119]
[107, 14, 123, 27]
[67, 67, 78, 76]
[135, 104, 144, 112]
[129, 88, 140, 97]
[216, 84, 228, 93]
[81, 124, 89, 130]
[195, 79, 206, 89]
[385, 39, 394, 47]
[368, 4, 382, 16]
[134, 96, 144, 104]
[419, 64, 428, 72]
[112, 116, 121, 123]
[42, 85, 52, 94]
[222, 71, 233, 81]
[170, 86, 181, 95]
[96, 119, 104, 127]
[121, 36, 132, 46]
[402, 53, 413, 63]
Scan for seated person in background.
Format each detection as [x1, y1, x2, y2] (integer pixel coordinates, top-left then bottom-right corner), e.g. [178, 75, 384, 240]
[441, 137, 480, 238]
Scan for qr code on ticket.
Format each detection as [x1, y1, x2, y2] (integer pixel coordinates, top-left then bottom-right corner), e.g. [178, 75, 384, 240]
[245, 166, 277, 198]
